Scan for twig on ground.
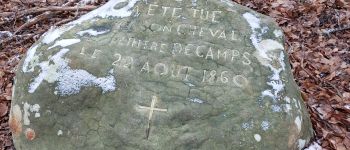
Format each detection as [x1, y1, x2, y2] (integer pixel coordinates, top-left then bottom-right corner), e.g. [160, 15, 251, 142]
[0, 5, 97, 18]
[54, 17, 76, 26]
[322, 25, 350, 35]
[14, 11, 53, 34]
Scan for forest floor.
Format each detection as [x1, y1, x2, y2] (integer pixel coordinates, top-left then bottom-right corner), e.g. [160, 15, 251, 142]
[0, 0, 349, 150]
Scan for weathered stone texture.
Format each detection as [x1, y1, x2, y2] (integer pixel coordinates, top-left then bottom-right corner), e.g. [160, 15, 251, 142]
[11, 0, 313, 149]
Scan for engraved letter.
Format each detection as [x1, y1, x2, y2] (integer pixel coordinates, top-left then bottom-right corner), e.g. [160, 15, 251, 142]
[163, 25, 172, 32]
[80, 47, 85, 55]
[154, 63, 168, 76]
[199, 27, 206, 37]
[220, 71, 229, 83]
[112, 53, 122, 66]
[209, 29, 220, 37]
[172, 8, 182, 18]
[181, 66, 192, 81]
[242, 52, 251, 65]
[190, 25, 198, 36]
[196, 46, 205, 58]
[150, 23, 162, 32]
[192, 9, 200, 18]
[150, 42, 158, 51]
[184, 44, 194, 56]
[147, 4, 158, 16]
[211, 11, 222, 23]
[200, 9, 209, 20]
[218, 30, 226, 39]
[217, 50, 228, 61]
[162, 6, 170, 16]
[91, 49, 102, 58]
[231, 30, 237, 41]
[159, 43, 168, 53]
[231, 50, 240, 61]
[173, 43, 182, 55]
[205, 47, 214, 60]
[123, 56, 134, 69]
[177, 24, 186, 35]
[140, 61, 150, 73]
[233, 75, 248, 88]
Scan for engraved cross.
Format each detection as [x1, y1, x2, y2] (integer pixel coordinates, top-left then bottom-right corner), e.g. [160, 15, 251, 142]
[138, 96, 167, 139]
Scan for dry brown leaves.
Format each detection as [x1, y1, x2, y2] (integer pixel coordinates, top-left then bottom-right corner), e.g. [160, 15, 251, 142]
[1, 0, 349, 150]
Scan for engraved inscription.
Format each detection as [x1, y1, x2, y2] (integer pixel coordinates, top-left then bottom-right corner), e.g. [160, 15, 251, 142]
[78, 1, 254, 88]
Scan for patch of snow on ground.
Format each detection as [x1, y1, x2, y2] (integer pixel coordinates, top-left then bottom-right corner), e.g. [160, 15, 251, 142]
[80, 0, 97, 5]
[345, 104, 350, 109]
[0, 31, 13, 39]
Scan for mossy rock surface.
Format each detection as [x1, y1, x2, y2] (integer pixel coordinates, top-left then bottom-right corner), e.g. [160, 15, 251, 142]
[11, 0, 313, 150]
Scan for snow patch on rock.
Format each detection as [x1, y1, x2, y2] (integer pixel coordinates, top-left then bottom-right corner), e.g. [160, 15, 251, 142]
[254, 134, 261, 142]
[295, 116, 302, 132]
[22, 44, 40, 73]
[28, 48, 116, 96]
[274, 30, 283, 38]
[30, 104, 41, 118]
[242, 121, 253, 130]
[42, 26, 75, 44]
[261, 120, 270, 131]
[191, 0, 197, 7]
[56, 68, 116, 96]
[23, 103, 31, 125]
[189, 98, 204, 104]
[40, 0, 139, 45]
[71, 0, 140, 25]
[243, 12, 286, 103]
[77, 29, 109, 36]
[57, 130, 63, 136]
[304, 141, 322, 150]
[48, 39, 81, 50]
[23, 102, 41, 125]
[298, 139, 306, 150]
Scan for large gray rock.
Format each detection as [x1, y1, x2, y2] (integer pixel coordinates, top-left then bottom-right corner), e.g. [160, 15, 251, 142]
[10, 0, 314, 149]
